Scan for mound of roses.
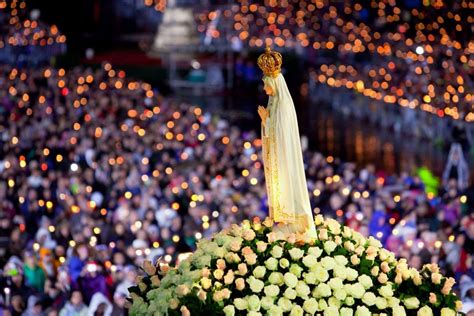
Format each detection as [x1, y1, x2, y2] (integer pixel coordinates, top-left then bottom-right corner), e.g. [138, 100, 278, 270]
[129, 215, 462, 316]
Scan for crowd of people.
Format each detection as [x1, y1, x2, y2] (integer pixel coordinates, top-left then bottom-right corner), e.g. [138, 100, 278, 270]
[0, 62, 474, 314]
[0, 0, 66, 66]
[197, 0, 473, 124]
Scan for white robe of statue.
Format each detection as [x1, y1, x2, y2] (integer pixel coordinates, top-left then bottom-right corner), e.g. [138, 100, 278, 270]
[260, 73, 317, 239]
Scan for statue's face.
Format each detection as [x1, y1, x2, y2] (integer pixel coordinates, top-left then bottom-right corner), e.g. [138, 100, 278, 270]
[263, 82, 275, 96]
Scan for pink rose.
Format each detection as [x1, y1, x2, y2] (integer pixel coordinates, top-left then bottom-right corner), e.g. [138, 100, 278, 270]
[237, 263, 248, 276]
[216, 259, 226, 270]
[224, 270, 235, 285]
[235, 278, 246, 290]
[180, 306, 191, 316]
[242, 246, 254, 256]
[245, 253, 257, 265]
[429, 292, 437, 304]
[242, 229, 256, 241]
[256, 241, 268, 252]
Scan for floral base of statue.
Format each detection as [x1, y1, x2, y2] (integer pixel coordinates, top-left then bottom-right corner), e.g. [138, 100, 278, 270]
[128, 216, 461, 316]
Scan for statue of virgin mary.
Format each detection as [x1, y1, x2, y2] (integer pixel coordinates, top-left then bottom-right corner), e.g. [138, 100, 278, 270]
[257, 46, 317, 239]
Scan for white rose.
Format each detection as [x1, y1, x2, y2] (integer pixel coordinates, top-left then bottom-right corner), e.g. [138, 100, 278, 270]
[362, 292, 377, 306]
[325, 218, 341, 234]
[302, 255, 318, 268]
[345, 297, 355, 306]
[271, 245, 283, 258]
[253, 266, 266, 279]
[284, 288, 297, 300]
[440, 308, 456, 316]
[358, 275, 373, 289]
[342, 226, 353, 238]
[315, 214, 324, 225]
[333, 265, 348, 279]
[328, 296, 342, 308]
[314, 265, 330, 282]
[248, 276, 265, 293]
[279, 258, 290, 269]
[324, 306, 339, 316]
[264, 285, 280, 297]
[350, 283, 365, 298]
[248, 312, 262, 316]
[335, 255, 349, 266]
[308, 246, 323, 258]
[375, 297, 388, 309]
[387, 297, 400, 308]
[324, 241, 338, 254]
[321, 257, 336, 270]
[290, 305, 304, 316]
[289, 264, 303, 278]
[277, 298, 292, 312]
[333, 288, 347, 301]
[355, 306, 371, 316]
[304, 271, 317, 284]
[378, 284, 394, 298]
[392, 305, 407, 316]
[418, 305, 433, 316]
[268, 305, 283, 316]
[340, 307, 354, 316]
[223, 305, 235, 316]
[265, 257, 279, 271]
[234, 298, 248, 311]
[303, 298, 319, 314]
[261, 296, 274, 310]
[289, 248, 305, 260]
[269, 272, 284, 285]
[284, 272, 298, 288]
[328, 277, 344, 290]
[346, 268, 358, 281]
[315, 283, 332, 297]
[247, 295, 261, 311]
[403, 297, 420, 309]
[295, 281, 311, 298]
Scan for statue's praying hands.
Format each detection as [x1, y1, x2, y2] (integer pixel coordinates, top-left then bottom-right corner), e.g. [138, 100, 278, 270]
[258, 105, 268, 126]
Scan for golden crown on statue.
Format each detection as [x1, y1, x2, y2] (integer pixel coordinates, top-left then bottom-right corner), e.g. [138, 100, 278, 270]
[257, 46, 282, 78]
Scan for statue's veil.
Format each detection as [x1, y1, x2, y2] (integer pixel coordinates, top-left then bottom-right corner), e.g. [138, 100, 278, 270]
[263, 73, 316, 237]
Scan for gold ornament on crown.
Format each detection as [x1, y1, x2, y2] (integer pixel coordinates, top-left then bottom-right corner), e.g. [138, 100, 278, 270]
[257, 46, 282, 78]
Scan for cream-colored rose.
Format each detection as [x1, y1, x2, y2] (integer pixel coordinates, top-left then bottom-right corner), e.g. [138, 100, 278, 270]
[340, 307, 354, 316]
[375, 297, 388, 309]
[267, 232, 277, 243]
[378, 272, 388, 284]
[321, 256, 336, 270]
[319, 228, 329, 240]
[176, 284, 190, 297]
[302, 254, 318, 268]
[308, 246, 323, 258]
[335, 236, 343, 245]
[256, 241, 268, 253]
[346, 267, 358, 281]
[351, 254, 360, 265]
[279, 258, 290, 269]
[350, 283, 365, 299]
[242, 246, 254, 256]
[260, 296, 274, 311]
[242, 229, 256, 241]
[344, 241, 355, 252]
[315, 283, 332, 297]
[441, 277, 456, 295]
[284, 288, 297, 300]
[431, 272, 442, 284]
[237, 263, 248, 275]
[328, 277, 344, 290]
[323, 306, 339, 316]
[371, 266, 379, 277]
[235, 277, 245, 291]
[197, 289, 207, 301]
[314, 265, 329, 282]
[224, 270, 235, 285]
[201, 277, 212, 289]
[245, 253, 258, 265]
[180, 306, 191, 316]
[395, 273, 403, 284]
[314, 214, 324, 226]
[216, 259, 226, 270]
[213, 269, 224, 280]
[269, 272, 284, 285]
[295, 281, 310, 298]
